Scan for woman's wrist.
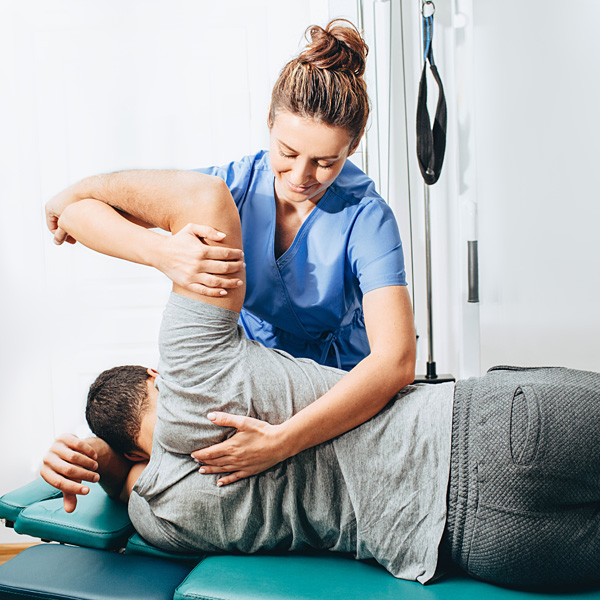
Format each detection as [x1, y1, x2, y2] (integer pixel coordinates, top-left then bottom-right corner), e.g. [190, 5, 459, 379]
[143, 230, 170, 271]
[275, 421, 303, 461]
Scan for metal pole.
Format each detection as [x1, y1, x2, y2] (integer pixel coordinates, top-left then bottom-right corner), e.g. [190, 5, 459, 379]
[423, 182, 437, 379]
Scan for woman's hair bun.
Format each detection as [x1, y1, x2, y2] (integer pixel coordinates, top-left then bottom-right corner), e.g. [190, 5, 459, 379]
[299, 19, 368, 78]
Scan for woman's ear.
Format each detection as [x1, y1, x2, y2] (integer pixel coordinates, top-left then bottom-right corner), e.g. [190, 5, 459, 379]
[348, 138, 361, 157]
[147, 368, 158, 380]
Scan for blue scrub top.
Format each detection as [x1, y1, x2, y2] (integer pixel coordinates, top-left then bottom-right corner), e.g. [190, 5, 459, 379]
[196, 150, 407, 370]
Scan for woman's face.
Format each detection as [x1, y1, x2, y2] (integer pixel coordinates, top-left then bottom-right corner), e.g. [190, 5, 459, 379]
[269, 111, 355, 207]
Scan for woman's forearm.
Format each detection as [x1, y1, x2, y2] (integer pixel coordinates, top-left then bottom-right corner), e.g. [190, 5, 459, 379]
[279, 349, 414, 457]
[279, 285, 416, 457]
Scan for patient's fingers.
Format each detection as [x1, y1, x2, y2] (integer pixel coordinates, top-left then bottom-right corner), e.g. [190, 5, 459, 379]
[41, 434, 100, 498]
[62, 492, 79, 513]
[42, 452, 99, 484]
[53, 227, 68, 245]
[40, 463, 91, 498]
[55, 433, 98, 462]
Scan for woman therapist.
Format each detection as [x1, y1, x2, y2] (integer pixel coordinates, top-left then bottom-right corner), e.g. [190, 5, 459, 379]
[45, 20, 416, 486]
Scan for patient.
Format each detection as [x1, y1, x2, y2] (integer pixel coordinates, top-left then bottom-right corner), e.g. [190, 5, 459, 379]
[41, 180, 600, 589]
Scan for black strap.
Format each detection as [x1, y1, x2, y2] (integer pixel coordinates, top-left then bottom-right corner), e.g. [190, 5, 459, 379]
[416, 12, 447, 185]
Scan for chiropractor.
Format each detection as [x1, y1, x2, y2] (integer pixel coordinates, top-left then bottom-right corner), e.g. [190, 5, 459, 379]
[44, 20, 416, 486]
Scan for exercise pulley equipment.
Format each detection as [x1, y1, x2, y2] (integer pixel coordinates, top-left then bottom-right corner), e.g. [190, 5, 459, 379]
[414, 0, 454, 384]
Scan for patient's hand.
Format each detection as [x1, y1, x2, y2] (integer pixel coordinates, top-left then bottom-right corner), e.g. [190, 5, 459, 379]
[191, 413, 289, 486]
[45, 187, 79, 245]
[40, 434, 100, 513]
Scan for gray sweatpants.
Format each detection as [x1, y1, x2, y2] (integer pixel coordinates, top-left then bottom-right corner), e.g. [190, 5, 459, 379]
[445, 366, 600, 588]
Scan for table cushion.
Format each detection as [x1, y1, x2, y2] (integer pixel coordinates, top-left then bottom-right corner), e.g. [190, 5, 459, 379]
[175, 553, 600, 600]
[0, 544, 191, 600]
[0, 479, 62, 524]
[14, 483, 133, 550]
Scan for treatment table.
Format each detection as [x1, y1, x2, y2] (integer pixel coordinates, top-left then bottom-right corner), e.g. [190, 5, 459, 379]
[1, 478, 599, 599]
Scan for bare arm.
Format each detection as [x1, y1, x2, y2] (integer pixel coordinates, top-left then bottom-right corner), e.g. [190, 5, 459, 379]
[47, 171, 244, 296]
[47, 170, 221, 232]
[57, 178, 246, 312]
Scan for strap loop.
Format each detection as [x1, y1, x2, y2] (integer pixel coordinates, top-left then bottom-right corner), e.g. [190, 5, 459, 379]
[416, 9, 447, 185]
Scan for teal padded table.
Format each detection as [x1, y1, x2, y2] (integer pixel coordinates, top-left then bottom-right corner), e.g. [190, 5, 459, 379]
[2, 479, 600, 600]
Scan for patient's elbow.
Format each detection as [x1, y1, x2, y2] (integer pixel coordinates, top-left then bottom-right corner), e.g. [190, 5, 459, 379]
[191, 174, 233, 210]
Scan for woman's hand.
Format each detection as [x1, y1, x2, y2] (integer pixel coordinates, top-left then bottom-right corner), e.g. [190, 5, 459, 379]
[191, 413, 290, 486]
[155, 224, 245, 297]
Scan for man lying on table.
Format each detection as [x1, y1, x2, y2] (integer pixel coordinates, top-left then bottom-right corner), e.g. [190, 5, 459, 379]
[41, 175, 600, 588]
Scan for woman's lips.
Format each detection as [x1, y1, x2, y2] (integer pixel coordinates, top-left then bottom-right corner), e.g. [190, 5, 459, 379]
[287, 179, 315, 194]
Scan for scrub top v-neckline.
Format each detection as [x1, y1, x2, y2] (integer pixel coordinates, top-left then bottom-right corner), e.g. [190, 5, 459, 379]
[270, 180, 332, 268]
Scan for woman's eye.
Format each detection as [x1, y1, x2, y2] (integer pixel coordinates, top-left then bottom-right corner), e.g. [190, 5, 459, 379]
[317, 163, 334, 170]
[279, 151, 295, 159]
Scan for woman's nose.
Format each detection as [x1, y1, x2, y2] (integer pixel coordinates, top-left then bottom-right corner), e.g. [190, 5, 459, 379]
[290, 160, 315, 185]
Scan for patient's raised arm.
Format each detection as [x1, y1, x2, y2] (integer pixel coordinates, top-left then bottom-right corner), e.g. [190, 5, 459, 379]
[57, 179, 245, 312]
[46, 171, 244, 297]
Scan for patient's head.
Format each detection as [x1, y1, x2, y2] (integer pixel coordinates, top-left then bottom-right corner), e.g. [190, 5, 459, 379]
[86, 365, 158, 460]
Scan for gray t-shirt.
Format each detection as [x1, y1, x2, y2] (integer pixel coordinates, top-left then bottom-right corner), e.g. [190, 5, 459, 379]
[129, 293, 454, 583]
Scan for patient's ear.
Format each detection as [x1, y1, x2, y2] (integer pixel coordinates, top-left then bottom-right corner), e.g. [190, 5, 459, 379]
[147, 368, 158, 379]
[125, 450, 148, 462]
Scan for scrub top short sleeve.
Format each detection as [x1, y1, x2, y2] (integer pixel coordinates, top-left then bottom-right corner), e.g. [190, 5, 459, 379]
[347, 198, 406, 295]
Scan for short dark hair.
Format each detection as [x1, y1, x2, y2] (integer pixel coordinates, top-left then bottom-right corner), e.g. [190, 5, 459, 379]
[86, 365, 151, 455]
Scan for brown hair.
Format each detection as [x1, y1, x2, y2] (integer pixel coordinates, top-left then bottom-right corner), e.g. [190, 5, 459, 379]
[269, 19, 370, 151]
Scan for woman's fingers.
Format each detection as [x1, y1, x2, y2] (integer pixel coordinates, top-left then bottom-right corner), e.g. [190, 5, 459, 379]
[198, 258, 245, 275]
[185, 223, 227, 242]
[184, 224, 244, 259]
[198, 464, 237, 474]
[216, 472, 251, 487]
[207, 412, 249, 429]
[194, 465, 252, 487]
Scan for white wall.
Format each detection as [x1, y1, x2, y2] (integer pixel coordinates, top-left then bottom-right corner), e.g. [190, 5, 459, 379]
[471, 0, 600, 372]
[0, 0, 336, 543]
